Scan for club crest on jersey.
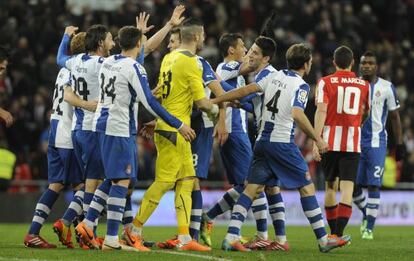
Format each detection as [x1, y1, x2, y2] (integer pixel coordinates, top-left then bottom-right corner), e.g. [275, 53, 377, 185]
[226, 61, 239, 70]
[298, 89, 308, 103]
[125, 164, 132, 175]
[375, 90, 381, 97]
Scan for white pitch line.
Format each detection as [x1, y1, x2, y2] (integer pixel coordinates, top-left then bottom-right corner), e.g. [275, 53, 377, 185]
[153, 250, 232, 261]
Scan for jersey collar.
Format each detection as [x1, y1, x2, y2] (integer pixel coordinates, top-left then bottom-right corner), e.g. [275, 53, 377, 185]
[334, 70, 356, 77]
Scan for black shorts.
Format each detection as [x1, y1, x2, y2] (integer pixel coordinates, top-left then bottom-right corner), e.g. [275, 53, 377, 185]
[321, 151, 360, 182]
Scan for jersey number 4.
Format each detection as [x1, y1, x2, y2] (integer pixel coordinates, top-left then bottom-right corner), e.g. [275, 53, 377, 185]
[266, 90, 281, 120]
[336, 86, 361, 115]
[100, 73, 116, 103]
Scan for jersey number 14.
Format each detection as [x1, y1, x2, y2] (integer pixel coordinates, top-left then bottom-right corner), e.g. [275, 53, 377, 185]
[100, 73, 116, 103]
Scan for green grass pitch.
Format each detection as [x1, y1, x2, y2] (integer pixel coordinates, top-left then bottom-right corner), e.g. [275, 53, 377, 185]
[1, 224, 413, 260]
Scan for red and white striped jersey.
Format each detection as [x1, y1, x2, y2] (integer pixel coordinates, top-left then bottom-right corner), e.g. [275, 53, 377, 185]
[315, 71, 370, 153]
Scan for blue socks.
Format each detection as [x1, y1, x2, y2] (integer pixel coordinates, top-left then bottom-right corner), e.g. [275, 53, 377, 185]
[252, 192, 268, 239]
[62, 188, 84, 226]
[300, 195, 327, 240]
[85, 179, 111, 229]
[190, 190, 203, 240]
[29, 189, 59, 235]
[226, 193, 252, 240]
[366, 190, 380, 230]
[267, 192, 286, 242]
[106, 185, 128, 237]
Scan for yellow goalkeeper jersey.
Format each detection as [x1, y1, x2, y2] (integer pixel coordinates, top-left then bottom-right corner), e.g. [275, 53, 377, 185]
[155, 49, 206, 132]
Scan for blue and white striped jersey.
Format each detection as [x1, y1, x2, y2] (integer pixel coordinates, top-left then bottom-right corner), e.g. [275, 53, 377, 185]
[191, 56, 217, 129]
[64, 53, 104, 131]
[93, 54, 182, 137]
[216, 60, 248, 133]
[49, 68, 73, 149]
[361, 77, 400, 148]
[255, 67, 310, 143]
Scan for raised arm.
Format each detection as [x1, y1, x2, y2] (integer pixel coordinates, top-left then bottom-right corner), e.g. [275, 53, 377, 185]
[57, 26, 78, 67]
[137, 5, 186, 57]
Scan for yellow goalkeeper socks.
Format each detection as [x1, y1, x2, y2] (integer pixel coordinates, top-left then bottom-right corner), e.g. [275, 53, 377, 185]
[175, 178, 195, 236]
[133, 181, 174, 227]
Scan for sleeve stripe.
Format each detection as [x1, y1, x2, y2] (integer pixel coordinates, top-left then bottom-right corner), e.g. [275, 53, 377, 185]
[316, 79, 325, 103]
[255, 69, 271, 83]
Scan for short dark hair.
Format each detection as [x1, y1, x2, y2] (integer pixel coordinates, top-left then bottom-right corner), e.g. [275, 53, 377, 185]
[118, 26, 142, 50]
[180, 18, 203, 43]
[334, 45, 353, 69]
[85, 24, 109, 53]
[254, 36, 276, 60]
[0, 46, 9, 62]
[218, 33, 243, 58]
[170, 27, 181, 41]
[361, 50, 377, 61]
[286, 43, 312, 70]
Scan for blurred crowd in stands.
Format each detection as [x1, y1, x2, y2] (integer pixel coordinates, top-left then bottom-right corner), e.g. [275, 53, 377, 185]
[0, 0, 414, 191]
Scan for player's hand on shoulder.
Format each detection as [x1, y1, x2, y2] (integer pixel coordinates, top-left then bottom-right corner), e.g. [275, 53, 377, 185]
[64, 26, 78, 37]
[0, 108, 13, 127]
[178, 123, 196, 142]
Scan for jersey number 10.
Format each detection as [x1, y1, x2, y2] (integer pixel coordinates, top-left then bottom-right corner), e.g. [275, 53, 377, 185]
[336, 86, 361, 115]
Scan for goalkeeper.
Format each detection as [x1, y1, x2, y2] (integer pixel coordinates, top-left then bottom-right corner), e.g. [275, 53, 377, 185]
[125, 18, 218, 252]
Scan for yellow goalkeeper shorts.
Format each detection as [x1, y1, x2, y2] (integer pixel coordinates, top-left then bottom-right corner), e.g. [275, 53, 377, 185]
[154, 130, 195, 182]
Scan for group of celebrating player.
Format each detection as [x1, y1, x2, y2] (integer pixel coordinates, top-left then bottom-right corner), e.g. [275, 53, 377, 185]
[21, 4, 404, 254]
